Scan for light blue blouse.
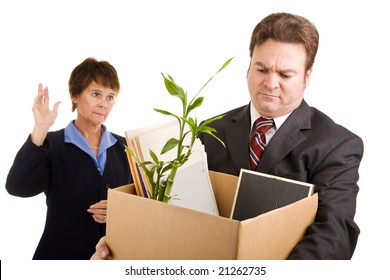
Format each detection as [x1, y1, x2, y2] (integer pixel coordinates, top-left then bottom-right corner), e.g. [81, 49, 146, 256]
[64, 121, 117, 175]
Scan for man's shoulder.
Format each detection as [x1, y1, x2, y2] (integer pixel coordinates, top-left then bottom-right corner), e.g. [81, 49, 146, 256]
[222, 104, 248, 116]
[204, 104, 248, 125]
[298, 104, 363, 149]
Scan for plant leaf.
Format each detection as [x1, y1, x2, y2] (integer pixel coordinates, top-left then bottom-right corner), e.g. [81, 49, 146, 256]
[161, 137, 179, 154]
[149, 149, 159, 164]
[200, 129, 226, 147]
[198, 114, 225, 132]
[187, 96, 204, 115]
[161, 73, 186, 100]
[154, 108, 181, 124]
[199, 125, 216, 134]
[195, 57, 234, 97]
[217, 56, 235, 73]
[183, 116, 196, 131]
[153, 108, 176, 117]
[139, 161, 154, 169]
[161, 163, 173, 174]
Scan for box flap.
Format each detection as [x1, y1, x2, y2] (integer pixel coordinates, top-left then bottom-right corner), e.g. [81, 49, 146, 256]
[106, 186, 240, 259]
[236, 193, 318, 259]
[209, 171, 238, 218]
[113, 184, 135, 194]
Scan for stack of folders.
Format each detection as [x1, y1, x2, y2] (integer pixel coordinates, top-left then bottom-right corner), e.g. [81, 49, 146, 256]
[125, 120, 219, 216]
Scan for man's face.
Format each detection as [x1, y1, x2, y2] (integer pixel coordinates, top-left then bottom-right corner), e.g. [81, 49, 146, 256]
[247, 39, 312, 118]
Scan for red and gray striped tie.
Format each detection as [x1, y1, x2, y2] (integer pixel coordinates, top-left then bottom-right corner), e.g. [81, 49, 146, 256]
[249, 117, 274, 170]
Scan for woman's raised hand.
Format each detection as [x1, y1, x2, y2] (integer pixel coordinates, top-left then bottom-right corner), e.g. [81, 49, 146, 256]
[31, 83, 61, 146]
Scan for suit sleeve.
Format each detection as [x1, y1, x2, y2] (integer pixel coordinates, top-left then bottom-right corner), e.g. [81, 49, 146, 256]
[288, 133, 364, 259]
[5, 135, 50, 197]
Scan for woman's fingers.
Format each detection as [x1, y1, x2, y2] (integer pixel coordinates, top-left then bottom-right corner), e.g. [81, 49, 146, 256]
[88, 200, 108, 224]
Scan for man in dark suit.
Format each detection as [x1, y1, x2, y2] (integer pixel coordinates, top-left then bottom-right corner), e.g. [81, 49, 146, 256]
[199, 13, 364, 259]
[91, 12, 364, 260]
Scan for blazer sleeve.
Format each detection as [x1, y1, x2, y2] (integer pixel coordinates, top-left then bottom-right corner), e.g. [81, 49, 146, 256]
[288, 132, 364, 259]
[5, 135, 50, 197]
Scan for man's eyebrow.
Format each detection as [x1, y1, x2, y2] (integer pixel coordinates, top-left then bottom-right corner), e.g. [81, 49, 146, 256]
[280, 69, 298, 75]
[254, 61, 297, 75]
[254, 61, 267, 68]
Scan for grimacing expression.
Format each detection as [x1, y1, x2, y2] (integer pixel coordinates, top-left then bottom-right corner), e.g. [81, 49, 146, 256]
[247, 39, 312, 118]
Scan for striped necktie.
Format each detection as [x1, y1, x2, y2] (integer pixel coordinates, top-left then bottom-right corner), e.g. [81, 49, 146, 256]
[249, 117, 274, 170]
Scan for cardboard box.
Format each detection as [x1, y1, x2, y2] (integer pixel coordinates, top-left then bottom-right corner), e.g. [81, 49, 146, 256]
[106, 171, 318, 259]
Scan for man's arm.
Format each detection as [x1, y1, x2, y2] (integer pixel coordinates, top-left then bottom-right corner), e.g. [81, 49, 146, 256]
[288, 133, 364, 259]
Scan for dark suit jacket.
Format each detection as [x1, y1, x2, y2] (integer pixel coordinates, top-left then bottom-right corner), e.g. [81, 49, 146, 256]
[6, 130, 131, 260]
[199, 100, 364, 259]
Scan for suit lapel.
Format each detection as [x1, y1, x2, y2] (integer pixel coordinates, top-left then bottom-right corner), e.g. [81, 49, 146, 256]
[224, 104, 252, 171]
[257, 100, 312, 173]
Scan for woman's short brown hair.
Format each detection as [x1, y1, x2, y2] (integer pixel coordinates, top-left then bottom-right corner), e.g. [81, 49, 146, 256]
[68, 58, 120, 112]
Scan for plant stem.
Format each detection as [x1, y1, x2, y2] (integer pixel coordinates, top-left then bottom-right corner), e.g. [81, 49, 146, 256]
[162, 162, 179, 202]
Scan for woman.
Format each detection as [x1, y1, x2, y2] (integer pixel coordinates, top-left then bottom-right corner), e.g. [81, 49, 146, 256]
[5, 58, 132, 259]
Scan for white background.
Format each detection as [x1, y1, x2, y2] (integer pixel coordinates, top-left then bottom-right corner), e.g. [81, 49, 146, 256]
[1, 0, 389, 279]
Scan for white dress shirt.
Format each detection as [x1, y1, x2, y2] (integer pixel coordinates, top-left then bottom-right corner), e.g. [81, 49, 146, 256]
[249, 102, 291, 144]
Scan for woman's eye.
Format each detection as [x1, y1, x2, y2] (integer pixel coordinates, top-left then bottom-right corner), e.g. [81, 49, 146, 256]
[107, 95, 116, 103]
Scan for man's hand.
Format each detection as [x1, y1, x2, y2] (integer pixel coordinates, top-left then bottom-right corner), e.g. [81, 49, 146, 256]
[91, 236, 111, 260]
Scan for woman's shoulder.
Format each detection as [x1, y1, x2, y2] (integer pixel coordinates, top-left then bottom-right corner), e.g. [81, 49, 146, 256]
[46, 129, 65, 140]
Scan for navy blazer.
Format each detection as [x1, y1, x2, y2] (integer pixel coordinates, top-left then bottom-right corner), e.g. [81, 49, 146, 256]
[199, 100, 364, 259]
[6, 129, 131, 260]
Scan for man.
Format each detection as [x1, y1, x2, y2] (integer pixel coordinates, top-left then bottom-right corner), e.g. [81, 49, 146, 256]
[92, 12, 363, 260]
[199, 12, 364, 259]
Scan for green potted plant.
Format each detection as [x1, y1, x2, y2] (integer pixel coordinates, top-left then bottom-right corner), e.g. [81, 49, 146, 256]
[126, 57, 234, 203]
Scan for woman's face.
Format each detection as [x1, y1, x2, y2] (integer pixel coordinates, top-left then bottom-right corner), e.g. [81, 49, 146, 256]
[74, 80, 117, 126]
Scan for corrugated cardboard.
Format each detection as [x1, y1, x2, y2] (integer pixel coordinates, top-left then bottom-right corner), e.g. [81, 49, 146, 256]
[106, 171, 318, 259]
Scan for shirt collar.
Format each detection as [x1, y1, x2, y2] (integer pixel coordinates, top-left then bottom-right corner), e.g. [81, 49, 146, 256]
[64, 121, 117, 153]
[250, 102, 291, 130]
